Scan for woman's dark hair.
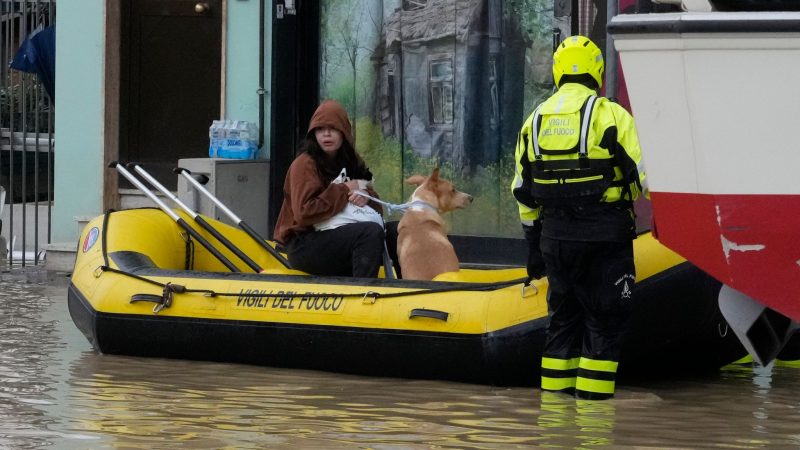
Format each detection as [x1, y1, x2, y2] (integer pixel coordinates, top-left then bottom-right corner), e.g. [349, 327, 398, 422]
[300, 135, 373, 183]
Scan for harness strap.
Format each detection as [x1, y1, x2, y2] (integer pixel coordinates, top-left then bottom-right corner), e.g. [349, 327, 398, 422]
[580, 96, 597, 157]
[533, 158, 615, 171]
[531, 106, 543, 159]
[532, 96, 596, 160]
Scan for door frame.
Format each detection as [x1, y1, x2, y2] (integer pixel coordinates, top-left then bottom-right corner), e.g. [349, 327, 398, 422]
[268, 0, 320, 237]
[102, 0, 227, 210]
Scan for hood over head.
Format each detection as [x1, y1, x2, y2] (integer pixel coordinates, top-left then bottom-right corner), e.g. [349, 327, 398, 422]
[307, 99, 354, 148]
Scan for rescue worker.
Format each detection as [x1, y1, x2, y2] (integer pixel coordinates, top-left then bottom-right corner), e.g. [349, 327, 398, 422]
[511, 35, 648, 400]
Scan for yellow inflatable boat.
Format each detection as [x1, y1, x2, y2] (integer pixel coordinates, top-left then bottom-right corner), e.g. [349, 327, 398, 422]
[68, 208, 745, 385]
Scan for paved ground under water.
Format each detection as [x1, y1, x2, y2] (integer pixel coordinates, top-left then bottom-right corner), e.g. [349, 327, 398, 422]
[1, 272, 799, 449]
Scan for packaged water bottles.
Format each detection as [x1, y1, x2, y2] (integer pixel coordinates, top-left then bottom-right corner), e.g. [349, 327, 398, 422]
[208, 120, 259, 159]
[208, 120, 225, 157]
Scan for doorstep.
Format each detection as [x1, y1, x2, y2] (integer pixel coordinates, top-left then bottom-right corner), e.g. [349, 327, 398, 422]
[45, 242, 77, 273]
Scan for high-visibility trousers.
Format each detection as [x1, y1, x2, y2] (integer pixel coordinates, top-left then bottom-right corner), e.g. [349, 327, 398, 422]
[539, 237, 634, 399]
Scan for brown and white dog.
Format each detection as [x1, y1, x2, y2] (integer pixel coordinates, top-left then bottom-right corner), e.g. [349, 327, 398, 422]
[397, 168, 473, 281]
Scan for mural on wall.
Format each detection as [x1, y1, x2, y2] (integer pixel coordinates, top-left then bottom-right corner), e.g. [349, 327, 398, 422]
[320, 0, 555, 238]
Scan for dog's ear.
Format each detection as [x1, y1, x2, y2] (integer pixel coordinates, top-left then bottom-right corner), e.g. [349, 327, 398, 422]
[430, 167, 440, 181]
[405, 175, 426, 186]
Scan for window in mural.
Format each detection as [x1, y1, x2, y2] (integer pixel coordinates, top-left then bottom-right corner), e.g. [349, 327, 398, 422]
[320, 0, 555, 239]
[429, 58, 454, 125]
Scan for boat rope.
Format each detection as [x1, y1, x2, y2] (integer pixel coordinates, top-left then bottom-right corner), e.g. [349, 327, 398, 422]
[101, 209, 114, 268]
[95, 265, 529, 314]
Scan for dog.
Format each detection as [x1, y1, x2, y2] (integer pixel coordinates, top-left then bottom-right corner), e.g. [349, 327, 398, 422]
[397, 168, 473, 281]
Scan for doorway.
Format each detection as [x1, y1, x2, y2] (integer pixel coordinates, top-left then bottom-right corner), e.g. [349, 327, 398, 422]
[119, 0, 223, 190]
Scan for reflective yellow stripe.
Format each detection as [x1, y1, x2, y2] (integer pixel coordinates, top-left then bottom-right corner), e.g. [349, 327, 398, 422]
[775, 359, 800, 368]
[564, 175, 603, 183]
[576, 376, 615, 394]
[533, 178, 559, 184]
[542, 357, 580, 371]
[541, 376, 576, 391]
[578, 358, 618, 373]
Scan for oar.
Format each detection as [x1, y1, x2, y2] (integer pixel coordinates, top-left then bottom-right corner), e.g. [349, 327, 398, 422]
[174, 166, 292, 269]
[128, 163, 263, 273]
[109, 162, 240, 272]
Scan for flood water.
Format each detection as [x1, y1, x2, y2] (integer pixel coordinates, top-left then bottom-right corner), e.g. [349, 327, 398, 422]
[1, 275, 799, 449]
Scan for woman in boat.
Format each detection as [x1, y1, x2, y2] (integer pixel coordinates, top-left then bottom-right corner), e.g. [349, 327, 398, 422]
[273, 99, 388, 278]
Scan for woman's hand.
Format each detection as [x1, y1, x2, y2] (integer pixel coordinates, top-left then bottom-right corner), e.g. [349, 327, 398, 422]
[348, 191, 369, 207]
[344, 180, 360, 192]
[344, 180, 369, 207]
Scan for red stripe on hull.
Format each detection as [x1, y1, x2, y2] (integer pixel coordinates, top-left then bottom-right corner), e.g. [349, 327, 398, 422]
[651, 192, 800, 321]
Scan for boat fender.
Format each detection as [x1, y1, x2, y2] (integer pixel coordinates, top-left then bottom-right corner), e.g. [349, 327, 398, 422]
[409, 308, 449, 322]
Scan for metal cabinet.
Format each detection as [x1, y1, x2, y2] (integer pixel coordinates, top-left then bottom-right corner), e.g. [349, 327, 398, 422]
[177, 158, 270, 236]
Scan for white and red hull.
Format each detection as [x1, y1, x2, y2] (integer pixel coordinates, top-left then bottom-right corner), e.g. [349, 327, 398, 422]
[609, 12, 800, 322]
[653, 193, 800, 321]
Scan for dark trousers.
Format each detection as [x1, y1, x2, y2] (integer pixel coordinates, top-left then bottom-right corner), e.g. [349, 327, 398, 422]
[384, 220, 401, 278]
[540, 236, 634, 399]
[287, 222, 386, 278]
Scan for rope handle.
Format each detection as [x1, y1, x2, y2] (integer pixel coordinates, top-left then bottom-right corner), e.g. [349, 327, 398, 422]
[98, 265, 528, 313]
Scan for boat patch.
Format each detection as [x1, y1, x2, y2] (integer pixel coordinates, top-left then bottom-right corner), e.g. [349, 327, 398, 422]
[82, 227, 100, 253]
[234, 289, 344, 313]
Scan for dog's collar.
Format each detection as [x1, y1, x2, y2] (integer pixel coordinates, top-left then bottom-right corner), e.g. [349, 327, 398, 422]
[407, 189, 438, 213]
[406, 200, 438, 213]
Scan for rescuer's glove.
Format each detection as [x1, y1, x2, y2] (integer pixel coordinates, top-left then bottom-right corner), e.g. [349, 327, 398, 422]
[523, 222, 546, 282]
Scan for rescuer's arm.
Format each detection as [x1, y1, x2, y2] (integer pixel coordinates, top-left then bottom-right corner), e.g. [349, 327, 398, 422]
[612, 104, 649, 201]
[510, 114, 546, 281]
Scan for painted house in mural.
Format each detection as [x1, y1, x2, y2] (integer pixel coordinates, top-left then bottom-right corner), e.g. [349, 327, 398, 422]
[372, 0, 527, 170]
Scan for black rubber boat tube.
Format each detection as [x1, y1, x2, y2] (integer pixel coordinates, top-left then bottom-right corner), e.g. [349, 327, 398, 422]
[129, 163, 262, 273]
[108, 162, 240, 272]
[174, 166, 291, 269]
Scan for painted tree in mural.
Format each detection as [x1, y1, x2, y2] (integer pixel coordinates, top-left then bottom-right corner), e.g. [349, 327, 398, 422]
[321, 0, 384, 131]
[506, 0, 557, 110]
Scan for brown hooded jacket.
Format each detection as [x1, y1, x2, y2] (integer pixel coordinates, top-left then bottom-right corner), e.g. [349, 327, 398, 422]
[273, 100, 382, 245]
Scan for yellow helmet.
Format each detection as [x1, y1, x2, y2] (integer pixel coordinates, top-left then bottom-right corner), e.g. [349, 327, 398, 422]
[552, 35, 604, 89]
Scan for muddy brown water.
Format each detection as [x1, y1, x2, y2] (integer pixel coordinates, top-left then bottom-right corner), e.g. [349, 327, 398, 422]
[0, 277, 798, 449]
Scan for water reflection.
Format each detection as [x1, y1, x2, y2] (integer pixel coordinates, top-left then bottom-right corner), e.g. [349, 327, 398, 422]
[66, 353, 548, 449]
[1, 278, 800, 449]
[0, 279, 100, 447]
[537, 392, 617, 448]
